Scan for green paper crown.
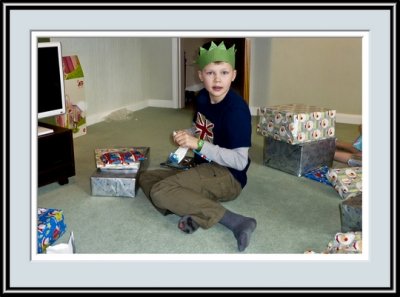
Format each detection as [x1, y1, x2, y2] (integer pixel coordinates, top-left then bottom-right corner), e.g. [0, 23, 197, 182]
[196, 41, 236, 70]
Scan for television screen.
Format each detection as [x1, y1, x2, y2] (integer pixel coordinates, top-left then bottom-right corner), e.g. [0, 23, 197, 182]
[37, 42, 66, 120]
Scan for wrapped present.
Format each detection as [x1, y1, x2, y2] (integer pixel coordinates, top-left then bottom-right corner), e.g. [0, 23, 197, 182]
[303, 165, 332, 186]
[37, 208, 67, 253]
[340, 194, 362, 232]
[257, 104, 336, 144]
[95, 147, 148, 170]
[305, 231, 362, 254]
[326, 167, 362, 200]
[91, 147, 149, 197]
[263, 136, 336, 176]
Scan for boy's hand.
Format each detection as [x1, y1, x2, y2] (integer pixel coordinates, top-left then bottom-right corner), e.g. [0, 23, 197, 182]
[173, 130, 199, 150]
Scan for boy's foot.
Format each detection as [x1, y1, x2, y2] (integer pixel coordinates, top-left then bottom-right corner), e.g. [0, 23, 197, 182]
[233, 218, 257, 252]
[178, 215, 199, 234]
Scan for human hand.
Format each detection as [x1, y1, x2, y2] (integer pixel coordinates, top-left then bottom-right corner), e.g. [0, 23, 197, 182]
[173, 130, 198, 150]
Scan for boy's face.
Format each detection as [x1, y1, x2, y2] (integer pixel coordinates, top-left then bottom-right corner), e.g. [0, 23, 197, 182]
[198, 61, 237, 103]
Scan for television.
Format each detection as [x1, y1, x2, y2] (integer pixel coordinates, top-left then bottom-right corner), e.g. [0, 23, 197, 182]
[37, 41, 66, 135]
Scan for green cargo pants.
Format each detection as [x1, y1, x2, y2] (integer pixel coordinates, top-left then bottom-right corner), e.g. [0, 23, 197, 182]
[138, 163, 242, 229]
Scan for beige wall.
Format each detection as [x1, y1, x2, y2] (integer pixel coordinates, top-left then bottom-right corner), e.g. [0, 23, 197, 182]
[250, 37, 362, 115]
[51, 37, 145, 118]
[141, 38, 173, 101]
[50, 37, 362, 125]
[51, 37, 174, 124]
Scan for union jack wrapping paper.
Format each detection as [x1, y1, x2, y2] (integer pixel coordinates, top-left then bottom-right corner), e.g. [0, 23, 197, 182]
[95, 147, 147, 170]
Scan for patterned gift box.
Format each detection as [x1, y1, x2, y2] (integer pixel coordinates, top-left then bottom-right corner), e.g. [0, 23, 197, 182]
[263, 136, 336, 177]
[305, 231, 362, 254]
[37, 208, 67, 253]
[326, 167, 362, 200]
[257, 104, 336, 144]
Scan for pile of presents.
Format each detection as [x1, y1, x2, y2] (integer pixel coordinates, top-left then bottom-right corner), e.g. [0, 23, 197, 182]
[257, 104, 362, 240]
[37, 147, 150, 253]
[90, 147, 150, 198]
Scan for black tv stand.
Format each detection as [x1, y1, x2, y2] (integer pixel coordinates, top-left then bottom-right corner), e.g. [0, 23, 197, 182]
[38, 122, 75, 187]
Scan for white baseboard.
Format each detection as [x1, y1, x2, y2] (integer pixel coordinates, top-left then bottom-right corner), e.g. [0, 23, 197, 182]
[250, 106, 361, 124]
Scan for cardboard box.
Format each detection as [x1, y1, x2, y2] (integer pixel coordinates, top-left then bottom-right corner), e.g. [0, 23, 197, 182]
[340, 194, 362, 232]
[37, 208, 67, 253]
[257, 104, 336, 144]
[326, 167, 362, 200]
[263, 136, 336, 176]
[55, 55, 87, 138]
[90, 147, 149, 198]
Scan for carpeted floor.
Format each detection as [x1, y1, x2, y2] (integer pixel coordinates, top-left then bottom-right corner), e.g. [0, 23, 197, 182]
[37, 107, 360, 254]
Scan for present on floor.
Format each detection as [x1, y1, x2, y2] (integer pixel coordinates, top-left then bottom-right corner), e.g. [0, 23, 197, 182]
[305, 231, 362, 254]
[257, 104, 336, 145]
[303, 165, 332, 185]
[326, 167, 362, 200]
[90, 147, 150, 198]
[263, 136, 336, 176]
[37, 208, 67, 253]
[94, 147, 148, 170]
[340, 194, 362, 232]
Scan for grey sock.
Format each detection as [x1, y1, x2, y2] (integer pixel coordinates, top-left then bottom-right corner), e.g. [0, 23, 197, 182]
[219, 210, 257, 252]
[178, 215, 199, 234]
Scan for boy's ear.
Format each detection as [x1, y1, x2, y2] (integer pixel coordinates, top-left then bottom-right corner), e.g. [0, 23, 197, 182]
[198, 70, 203, 82]
[231, 69, 237, 81]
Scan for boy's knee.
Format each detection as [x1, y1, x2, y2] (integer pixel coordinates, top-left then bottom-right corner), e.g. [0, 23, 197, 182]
[149, 181, 166, 206]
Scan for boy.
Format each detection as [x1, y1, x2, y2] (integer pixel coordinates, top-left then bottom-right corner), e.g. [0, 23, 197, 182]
[139, 41, 256, 252]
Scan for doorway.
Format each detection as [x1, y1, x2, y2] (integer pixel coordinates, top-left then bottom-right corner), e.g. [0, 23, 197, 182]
[179, 37, 250, 109]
